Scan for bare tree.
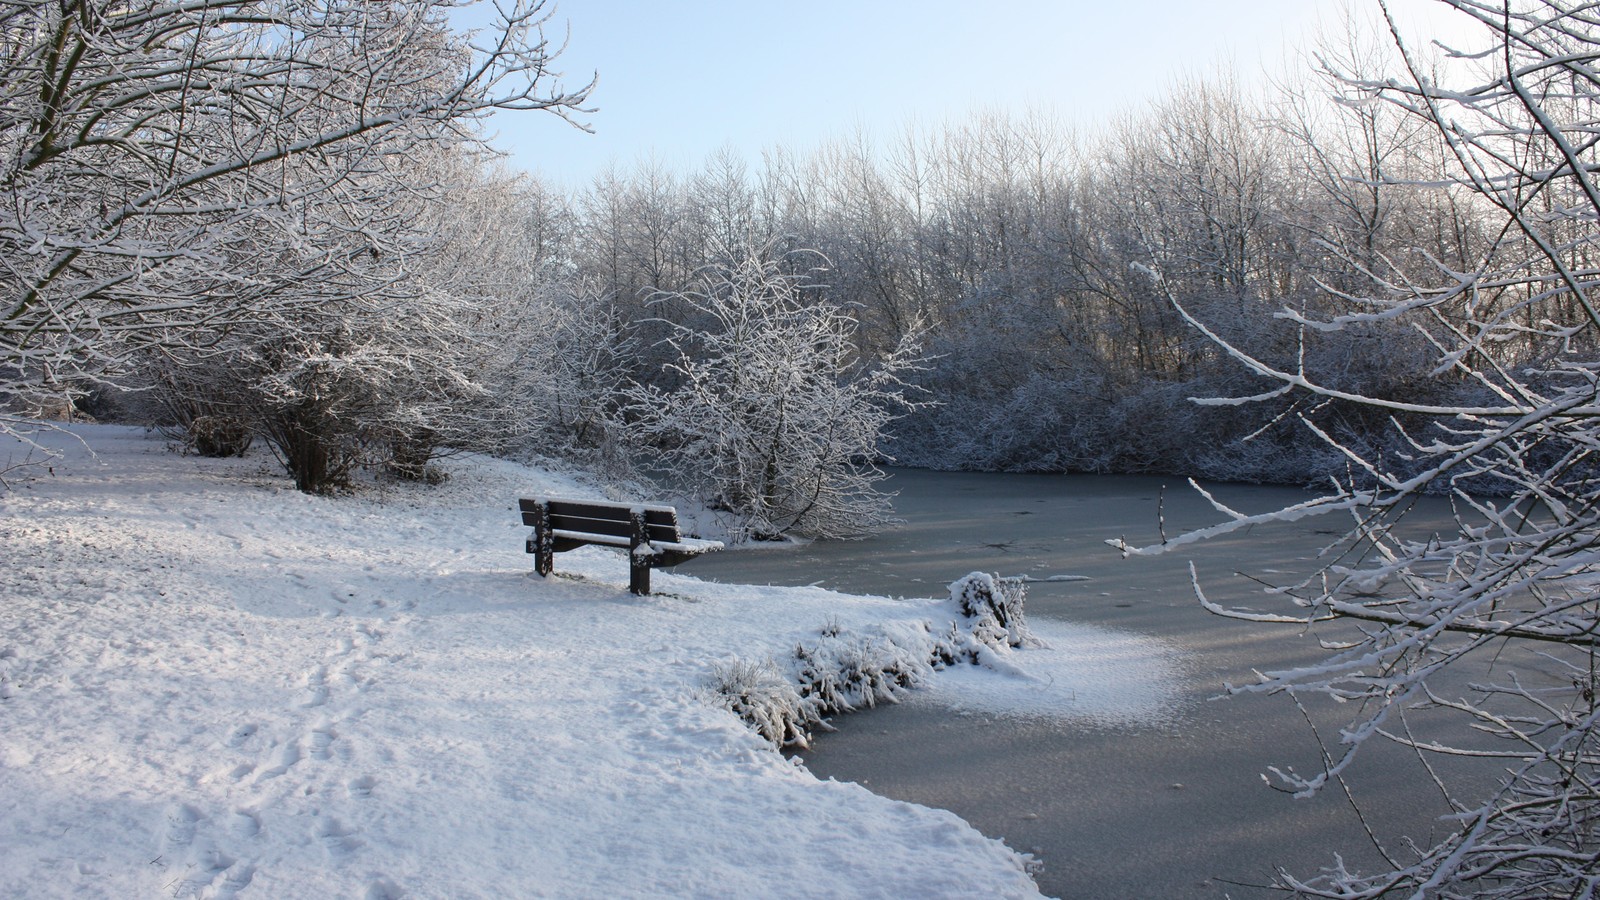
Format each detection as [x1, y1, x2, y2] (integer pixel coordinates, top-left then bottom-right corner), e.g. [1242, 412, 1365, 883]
[1121, 3, 1600, 895]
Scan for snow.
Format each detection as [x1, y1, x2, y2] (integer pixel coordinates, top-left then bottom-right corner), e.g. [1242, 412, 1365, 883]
[912, 618, 1187, 726]
[0, 426, 1057, 898]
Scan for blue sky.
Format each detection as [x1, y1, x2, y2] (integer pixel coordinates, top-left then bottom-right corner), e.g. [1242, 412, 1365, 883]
[480, 0, 1476, 186]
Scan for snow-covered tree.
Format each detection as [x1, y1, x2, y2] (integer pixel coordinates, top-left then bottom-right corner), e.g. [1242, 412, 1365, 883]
[0, 0, 591, 469]
[131, 148, 550, 491]
[625, 243, 924, 540]
[393, 163, 580, 471]
[1122, 3, 1600, 895]
[528, 282, 636, 462]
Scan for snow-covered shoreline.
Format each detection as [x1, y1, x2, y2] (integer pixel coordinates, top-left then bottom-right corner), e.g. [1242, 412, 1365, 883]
[1, 426, 1050, 898]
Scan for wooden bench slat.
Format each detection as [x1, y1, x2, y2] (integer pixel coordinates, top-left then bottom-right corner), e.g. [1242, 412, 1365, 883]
[527, 498, 678, 520]
[547, 499, 678, 516]
[550, 515, 679, 543]
[519, 498, 680, 541]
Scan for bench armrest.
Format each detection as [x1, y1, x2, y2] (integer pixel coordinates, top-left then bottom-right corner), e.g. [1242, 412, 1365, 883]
[552, 528, 633, 548]
[642, 537, 724, 555]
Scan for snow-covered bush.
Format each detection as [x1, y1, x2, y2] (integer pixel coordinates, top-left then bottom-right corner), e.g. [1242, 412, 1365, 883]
[131, 158, 595, 494]
[186, 416, 254, 460]
[520, 283, 638, 466]
[794, 631, 929, 713]
[139, 357, 255, 459]
[713, 629, 932, 750]
[251, 327, 476, 493]
[624, 242, 925, 540]
[712, 574, 1043, 749]
[950, 572, 1040, 650]
[705, 658, 821, 748]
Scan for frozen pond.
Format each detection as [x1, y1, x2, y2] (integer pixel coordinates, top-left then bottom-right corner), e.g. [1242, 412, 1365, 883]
[680, 469, 1506, 899]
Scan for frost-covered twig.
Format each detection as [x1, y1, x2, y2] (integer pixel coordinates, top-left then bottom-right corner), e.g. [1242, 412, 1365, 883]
[1125, 4, 1600, 895]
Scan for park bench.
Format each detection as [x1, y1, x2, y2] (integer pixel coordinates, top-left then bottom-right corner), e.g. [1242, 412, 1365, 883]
[519, 497, 723, 595]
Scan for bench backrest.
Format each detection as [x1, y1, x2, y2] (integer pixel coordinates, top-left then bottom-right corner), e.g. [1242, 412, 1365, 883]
[519, 497, 682, 544]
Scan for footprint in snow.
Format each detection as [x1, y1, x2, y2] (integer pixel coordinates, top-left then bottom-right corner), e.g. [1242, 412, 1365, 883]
[308, 726, 336, 761]
[225, 723, 259, 749]
[214, 863, 257, 898]
[316, 817, 364, 856]
[365, 876, 404, 900]
[229, 809, 261, 839]
[254, 743, 301, 782]
[301, 665, 330, 708]
[347, 775, 377, 799]
[166, 850, 248, 900]
[162, 803, 204, 850]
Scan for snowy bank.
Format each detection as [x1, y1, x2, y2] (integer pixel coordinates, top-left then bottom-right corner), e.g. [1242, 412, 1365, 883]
[0, 426, 1044, 899]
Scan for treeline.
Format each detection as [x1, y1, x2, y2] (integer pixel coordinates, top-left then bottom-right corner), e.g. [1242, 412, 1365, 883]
[6, 2, 1571, 527]
[531, 63, 1509, 484]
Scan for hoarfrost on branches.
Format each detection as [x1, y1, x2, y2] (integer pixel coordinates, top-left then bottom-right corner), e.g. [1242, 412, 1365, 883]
[1125, 3, 1600, 896]
[624, 241, 926, 541]
[0, 0, 592, 480]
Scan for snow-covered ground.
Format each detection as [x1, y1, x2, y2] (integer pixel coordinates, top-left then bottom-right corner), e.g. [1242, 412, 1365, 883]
[0, 426, 1180, 898]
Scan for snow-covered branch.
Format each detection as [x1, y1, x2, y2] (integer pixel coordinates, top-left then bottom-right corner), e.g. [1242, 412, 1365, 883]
[1134, 4, 1600, 895]
[0, 0, 592, 478]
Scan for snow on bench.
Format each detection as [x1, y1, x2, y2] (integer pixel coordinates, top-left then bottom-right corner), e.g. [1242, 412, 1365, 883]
[519, 497, 722, 595]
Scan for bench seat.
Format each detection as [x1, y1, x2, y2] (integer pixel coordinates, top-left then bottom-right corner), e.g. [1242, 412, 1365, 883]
[520, 497, 722, 595]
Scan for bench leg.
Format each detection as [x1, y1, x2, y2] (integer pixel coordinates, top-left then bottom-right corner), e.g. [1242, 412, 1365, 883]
[629, 509, 651, 595]
[532, 502, 553, 577]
